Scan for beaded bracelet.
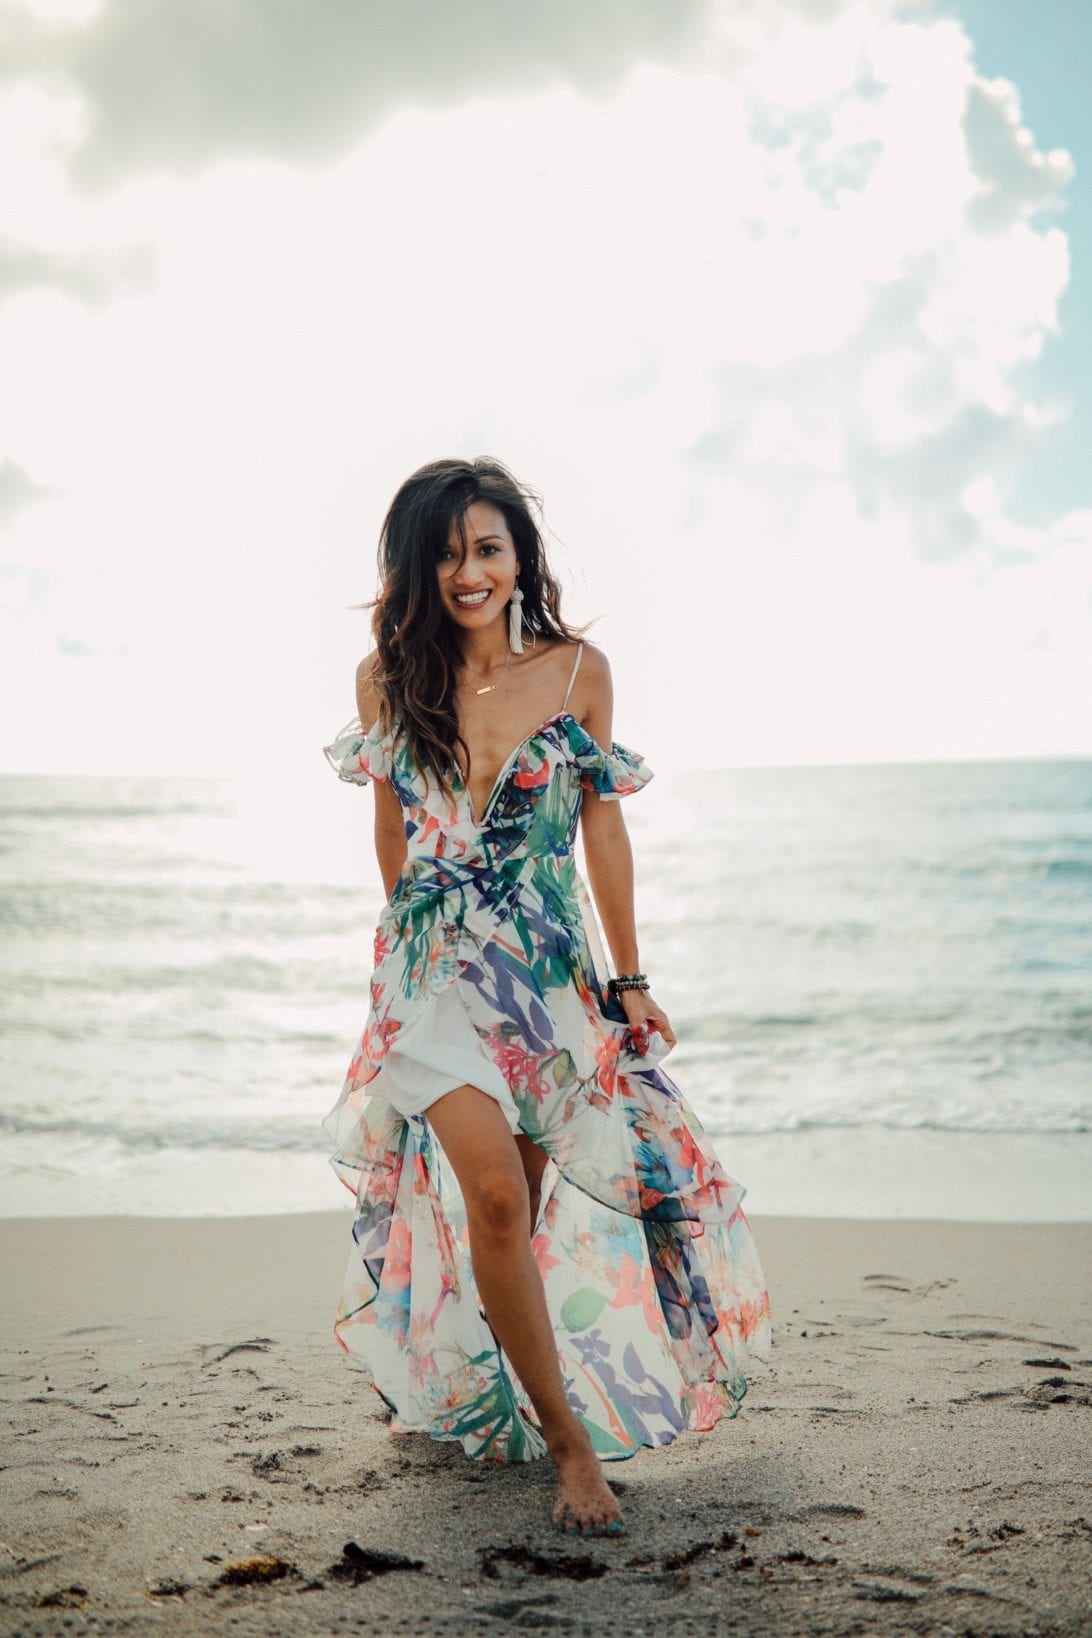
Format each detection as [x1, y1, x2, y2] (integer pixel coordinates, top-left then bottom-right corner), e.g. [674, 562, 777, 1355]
[607, 972, 649, 995]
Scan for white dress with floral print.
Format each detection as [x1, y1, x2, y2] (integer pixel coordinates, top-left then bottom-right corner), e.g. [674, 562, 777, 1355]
[322, 646, 772, 1461]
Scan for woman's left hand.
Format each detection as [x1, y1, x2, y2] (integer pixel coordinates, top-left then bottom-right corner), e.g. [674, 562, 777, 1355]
[618, 986, 677, 1055]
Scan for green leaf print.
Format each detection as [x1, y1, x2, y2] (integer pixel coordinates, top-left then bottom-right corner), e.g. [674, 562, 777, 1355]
[559, 1289, 608, 1332]
[445, 1350, 545, 1460]
[549, 1049, 578, 1088]
[584, 1419, 636, 1458]
[516, 914, 535, 965]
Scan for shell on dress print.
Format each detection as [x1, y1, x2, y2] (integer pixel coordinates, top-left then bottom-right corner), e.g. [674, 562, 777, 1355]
[321, 701, 772, 1462]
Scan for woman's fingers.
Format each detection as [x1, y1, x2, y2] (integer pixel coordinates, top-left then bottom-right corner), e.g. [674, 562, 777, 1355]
[619, 993, 676, 1053]
[627, 1013, 676, 1053]
[647, 1010, 677, 1049]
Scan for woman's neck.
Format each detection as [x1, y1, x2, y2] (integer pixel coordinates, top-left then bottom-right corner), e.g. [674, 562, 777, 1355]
[457, 628, 514, 676]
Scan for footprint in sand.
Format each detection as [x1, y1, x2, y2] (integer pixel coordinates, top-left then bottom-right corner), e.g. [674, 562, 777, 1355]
[862, 1274, 955, 1297]
[199, 1337, 278, 1366]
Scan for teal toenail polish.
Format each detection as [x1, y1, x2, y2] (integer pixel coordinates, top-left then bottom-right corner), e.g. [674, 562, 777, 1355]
[608, 1521, 623, 1534]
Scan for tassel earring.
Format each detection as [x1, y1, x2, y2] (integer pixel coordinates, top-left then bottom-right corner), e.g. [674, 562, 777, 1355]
[508, 580, 525, 654]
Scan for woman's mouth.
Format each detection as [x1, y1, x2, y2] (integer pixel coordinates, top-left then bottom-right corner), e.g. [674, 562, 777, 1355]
[453, 589, 492, 607]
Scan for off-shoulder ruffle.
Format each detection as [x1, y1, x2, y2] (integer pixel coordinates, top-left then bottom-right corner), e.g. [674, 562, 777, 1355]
[570, 729, 654, 800]
[322, 715, 394, 785]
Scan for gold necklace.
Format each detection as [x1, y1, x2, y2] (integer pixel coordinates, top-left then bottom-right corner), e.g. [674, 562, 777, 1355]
[468, 629, 536, 694]
[473, 657, 516, 695]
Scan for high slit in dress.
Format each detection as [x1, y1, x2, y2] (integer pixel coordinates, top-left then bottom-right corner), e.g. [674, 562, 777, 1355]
[322, 641, 773, 1461]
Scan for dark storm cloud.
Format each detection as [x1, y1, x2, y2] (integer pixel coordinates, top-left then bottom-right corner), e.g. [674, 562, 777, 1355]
[3, 0, 715, 190]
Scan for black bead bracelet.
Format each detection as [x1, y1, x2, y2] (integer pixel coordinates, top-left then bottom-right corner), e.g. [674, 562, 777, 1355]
[607, 972, 649, 995]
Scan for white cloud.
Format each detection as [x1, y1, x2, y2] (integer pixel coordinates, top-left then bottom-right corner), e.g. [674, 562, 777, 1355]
[0, 0, 1087, 775]
[0, 0, 713, 188]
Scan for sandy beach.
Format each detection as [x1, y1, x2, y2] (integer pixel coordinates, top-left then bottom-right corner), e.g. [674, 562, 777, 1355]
[2, 1209, 1089, 1636]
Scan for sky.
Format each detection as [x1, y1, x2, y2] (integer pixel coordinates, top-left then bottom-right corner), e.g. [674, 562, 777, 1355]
[1, 0, 1088, 779]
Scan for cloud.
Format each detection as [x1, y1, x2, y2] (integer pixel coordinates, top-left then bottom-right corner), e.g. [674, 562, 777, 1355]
[0, 229, 155, 302]
[671, 10, 1075, 565]
[963, 74, 1075, 235]
[0, 456, 59, 519]
[0, 0, 715, 189]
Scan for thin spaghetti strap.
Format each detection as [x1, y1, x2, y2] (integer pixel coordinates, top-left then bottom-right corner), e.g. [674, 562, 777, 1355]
[561, 641, 585, 711]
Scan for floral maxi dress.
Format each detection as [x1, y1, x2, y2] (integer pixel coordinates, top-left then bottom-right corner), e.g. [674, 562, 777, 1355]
[321, 643, 773, 1462]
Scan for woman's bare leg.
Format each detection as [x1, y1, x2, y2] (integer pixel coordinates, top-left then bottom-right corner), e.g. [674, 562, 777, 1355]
[426, 1084, 624, 1535]
[515, 1133, 550, 1233]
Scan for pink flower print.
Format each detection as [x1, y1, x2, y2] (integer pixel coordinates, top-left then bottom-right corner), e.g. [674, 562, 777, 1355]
[408, 1349, 436, 1391]
[532, 1229, 561, 1281]
[407, 1315, 440, 1388]
[486, 1031, 553, 1103]
[637, 1180, 667, 1215]
[608, 1252, 661, 1335]
[416, 812, 444, 849]
[690, 1381, 726, 1431]
[364, 1148, 404, 1209]
[593, 1029, 623, 1101]
[512, 747, 549, 791]
[574, 971, 601, 1012]
[411, 1149, 432, 1197]
[736, 1292, 772, 1343]
[348, 1005, 401, 1084]
[380, 1216, 412, 1294]
[671, 1118, 705, 1179]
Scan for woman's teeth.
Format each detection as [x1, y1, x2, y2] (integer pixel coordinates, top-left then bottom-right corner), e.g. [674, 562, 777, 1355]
[454, 590, 491, 606]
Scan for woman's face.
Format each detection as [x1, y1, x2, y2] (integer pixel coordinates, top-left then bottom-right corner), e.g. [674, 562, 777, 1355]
[436, 500, 519, 634]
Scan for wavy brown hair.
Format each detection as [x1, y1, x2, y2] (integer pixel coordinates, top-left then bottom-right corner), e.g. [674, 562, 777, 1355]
[360, 457, 588, 803]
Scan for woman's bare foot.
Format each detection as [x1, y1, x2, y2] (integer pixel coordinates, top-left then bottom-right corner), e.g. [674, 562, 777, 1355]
[549, 1431, 625, 1537]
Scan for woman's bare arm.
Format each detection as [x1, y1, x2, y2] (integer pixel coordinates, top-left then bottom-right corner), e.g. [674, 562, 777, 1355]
[576, 645, 676, 1050]
[356, 654, 408, 900]
[576, 646, 641, 974]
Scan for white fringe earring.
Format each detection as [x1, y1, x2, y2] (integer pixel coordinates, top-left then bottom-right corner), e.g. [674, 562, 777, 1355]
[508, 580, 525, 654]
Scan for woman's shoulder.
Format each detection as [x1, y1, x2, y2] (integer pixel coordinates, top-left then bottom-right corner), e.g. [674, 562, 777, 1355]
[571, 637, 610, 677]
[541, 637, 611, 712]
[354, 651, 383, 729]
[566, 638, 610, 695]
[562, 640, 612, 735]
[543, 634, 609, 670]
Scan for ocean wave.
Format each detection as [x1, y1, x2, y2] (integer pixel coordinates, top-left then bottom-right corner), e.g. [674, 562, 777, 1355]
[1, 1107, 1086, 1154]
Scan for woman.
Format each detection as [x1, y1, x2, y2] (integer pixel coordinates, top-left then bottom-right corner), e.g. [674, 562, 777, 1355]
[322, 457, 772, 1538]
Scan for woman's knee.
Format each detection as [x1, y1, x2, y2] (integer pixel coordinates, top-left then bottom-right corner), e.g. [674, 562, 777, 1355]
[425, 1084, 529, 1236]
[464, 1162, 529, 1239]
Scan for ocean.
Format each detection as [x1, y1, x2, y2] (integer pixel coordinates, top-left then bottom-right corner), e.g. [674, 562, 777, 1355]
[2, 755, 1089, 1221]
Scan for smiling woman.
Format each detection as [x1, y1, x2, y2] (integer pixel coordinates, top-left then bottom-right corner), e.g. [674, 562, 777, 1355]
[321, 456, 771, 1539]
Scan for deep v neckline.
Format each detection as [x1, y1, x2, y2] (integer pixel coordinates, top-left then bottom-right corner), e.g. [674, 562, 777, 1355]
[460, 710, 577, 830]
[459, 640, 586, 829]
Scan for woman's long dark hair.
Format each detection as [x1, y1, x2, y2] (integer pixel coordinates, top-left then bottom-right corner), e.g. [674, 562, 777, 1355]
[362, 457, 588, 803]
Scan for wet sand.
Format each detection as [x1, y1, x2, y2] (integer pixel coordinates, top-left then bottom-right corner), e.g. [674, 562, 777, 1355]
[1, 1210, 1089, 1636]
